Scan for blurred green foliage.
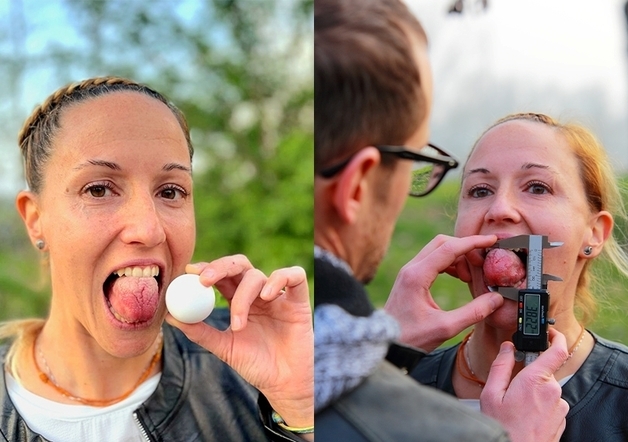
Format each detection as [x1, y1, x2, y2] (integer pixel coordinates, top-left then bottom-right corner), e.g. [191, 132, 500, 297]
[0, 201, 50, 319]
[0, 0, 313, 320]
[368, 178, 628, 347]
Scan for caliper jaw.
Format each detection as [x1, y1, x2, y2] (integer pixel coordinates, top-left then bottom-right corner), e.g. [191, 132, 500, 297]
[497, 274, 563, 301]
[494, 234, 563, 252]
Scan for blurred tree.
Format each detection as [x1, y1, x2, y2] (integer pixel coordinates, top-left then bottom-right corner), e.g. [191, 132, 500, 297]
[0, 0, 313, 318]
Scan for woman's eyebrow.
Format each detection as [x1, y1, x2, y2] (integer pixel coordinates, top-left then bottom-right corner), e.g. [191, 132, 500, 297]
[462, 167, 489, 180]
[522, 162, 550, 171]
[463, 163, 552, 179]
[163, 162, 191, 174]
[71, 160, 191, 174]
[73, 159, 120, 170]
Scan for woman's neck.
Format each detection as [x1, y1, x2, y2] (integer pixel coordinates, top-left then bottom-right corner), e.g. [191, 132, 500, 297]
[18, 320, 163, 406]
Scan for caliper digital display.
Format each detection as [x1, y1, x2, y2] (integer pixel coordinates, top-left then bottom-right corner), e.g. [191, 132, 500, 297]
[523, 293, 540, 336]
[513, 289, 549, 353]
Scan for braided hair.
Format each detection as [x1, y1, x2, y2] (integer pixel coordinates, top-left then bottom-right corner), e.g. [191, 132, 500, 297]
[18, 76, 193, 193]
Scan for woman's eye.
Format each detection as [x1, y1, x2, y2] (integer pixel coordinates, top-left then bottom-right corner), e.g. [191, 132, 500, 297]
[83, 183, 114, 198]
[90, 187, 105, 197]
[159, 185, 187, 200]
[526, 181, 551, 195]
[468, 185, 492, 198]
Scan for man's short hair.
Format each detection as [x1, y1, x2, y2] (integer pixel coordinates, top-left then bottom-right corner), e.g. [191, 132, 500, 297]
[315, 0, 428, 173]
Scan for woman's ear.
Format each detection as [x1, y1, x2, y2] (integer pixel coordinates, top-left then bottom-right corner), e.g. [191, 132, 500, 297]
[332, 147, 381, 224]
[583, 210, 613, 257]
[16, 190, 44, 248]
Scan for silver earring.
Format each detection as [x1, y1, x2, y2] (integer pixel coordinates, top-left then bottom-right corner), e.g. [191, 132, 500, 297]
[584, 246, 592, 256]
[35, 240, 45, 250]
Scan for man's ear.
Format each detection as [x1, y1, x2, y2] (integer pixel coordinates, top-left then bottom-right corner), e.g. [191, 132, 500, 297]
[331, 147, 381, 224]
[583, 210, 613, 258]
[16, 190, 44, 247]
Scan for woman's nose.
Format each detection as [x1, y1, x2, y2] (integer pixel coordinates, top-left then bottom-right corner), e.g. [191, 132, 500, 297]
[484, 190, 522, 225]
[119, 192, 167, 247]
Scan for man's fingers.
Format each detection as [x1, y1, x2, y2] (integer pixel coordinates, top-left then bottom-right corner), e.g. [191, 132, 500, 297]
[481, 341, 516, 404]
[445, 293, 504, 334]
[417, 235, 498, 282]
[481, 329, 569, 442]
[445, 256, 473, 282]
[528, 328, 569, 376]
[553, 403, 569, 440]
[408, 294, 503, 353]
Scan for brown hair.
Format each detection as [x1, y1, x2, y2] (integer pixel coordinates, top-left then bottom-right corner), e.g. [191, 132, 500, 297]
[314, 0, 428, 172]
[18, 76, 193, 193]
[467, 113, 628, 324]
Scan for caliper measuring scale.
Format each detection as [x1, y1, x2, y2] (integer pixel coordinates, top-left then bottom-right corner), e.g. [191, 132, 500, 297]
[492, 235, 563, 366]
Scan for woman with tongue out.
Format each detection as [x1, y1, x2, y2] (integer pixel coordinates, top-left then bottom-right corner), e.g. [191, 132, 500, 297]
[408, 113, 628, 441]
[0, 77, 313, 441]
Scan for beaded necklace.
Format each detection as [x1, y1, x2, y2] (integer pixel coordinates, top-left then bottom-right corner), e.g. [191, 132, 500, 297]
[34, 330, 163, 407]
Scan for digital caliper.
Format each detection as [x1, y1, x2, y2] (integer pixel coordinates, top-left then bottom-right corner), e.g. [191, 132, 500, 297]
[493, 235, 563, 366]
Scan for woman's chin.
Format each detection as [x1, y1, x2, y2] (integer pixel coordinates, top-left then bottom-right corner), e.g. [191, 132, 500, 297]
[483, 299, 519, 332]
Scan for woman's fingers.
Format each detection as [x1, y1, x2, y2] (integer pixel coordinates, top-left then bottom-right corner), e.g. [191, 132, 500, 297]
[261, 266, 308, 302]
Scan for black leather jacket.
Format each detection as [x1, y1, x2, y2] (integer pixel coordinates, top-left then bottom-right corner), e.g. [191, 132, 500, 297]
[0, 310, 305, 442]
[411, 332, 628, 442]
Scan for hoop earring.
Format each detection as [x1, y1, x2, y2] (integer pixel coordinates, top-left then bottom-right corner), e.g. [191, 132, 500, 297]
[35, 240, 45, 250]
[583, 246, 592, 256]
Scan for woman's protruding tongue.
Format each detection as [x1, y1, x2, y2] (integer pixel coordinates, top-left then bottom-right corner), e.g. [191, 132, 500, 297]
[483, 248, 526, 288]
[108, 277, 159, 323]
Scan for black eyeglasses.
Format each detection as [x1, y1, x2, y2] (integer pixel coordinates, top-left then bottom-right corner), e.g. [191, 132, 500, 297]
[319, 143, 459, 197]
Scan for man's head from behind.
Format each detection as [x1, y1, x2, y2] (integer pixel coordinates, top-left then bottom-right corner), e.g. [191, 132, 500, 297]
[314, 0, 433, 283]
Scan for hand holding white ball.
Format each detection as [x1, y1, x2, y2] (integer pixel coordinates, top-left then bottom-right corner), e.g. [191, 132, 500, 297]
[166, 274, 215, 324]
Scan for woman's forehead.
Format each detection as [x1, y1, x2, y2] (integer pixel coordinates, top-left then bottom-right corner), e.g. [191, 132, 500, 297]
[59, 91, 177, 131]
[471, 120, 570, 162]
[41, 93, 190, 177]
[55, 92, 187, 150]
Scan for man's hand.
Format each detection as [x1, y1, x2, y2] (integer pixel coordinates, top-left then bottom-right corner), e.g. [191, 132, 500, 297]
[385, 234, 503, 352]
[165, 255, 313, 430]
[481, 328, 569, 442]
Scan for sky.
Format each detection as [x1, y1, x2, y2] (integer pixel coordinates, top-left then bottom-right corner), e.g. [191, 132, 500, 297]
[406, 0, 628, 174]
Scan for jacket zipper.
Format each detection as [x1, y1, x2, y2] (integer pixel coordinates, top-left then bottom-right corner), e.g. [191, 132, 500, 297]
[133, 412, 151, 442]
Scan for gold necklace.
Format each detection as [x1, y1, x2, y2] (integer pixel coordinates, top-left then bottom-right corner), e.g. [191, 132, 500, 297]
[34, 330, 163, 407]
[564, 325, 586, 362]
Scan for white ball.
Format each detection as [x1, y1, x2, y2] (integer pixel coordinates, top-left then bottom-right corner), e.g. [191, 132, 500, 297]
[166, 274, 215, 324]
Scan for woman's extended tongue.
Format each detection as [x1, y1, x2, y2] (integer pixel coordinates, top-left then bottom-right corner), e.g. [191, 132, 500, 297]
[108, 277, 159, 323]
[483, 248, 526, 288]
